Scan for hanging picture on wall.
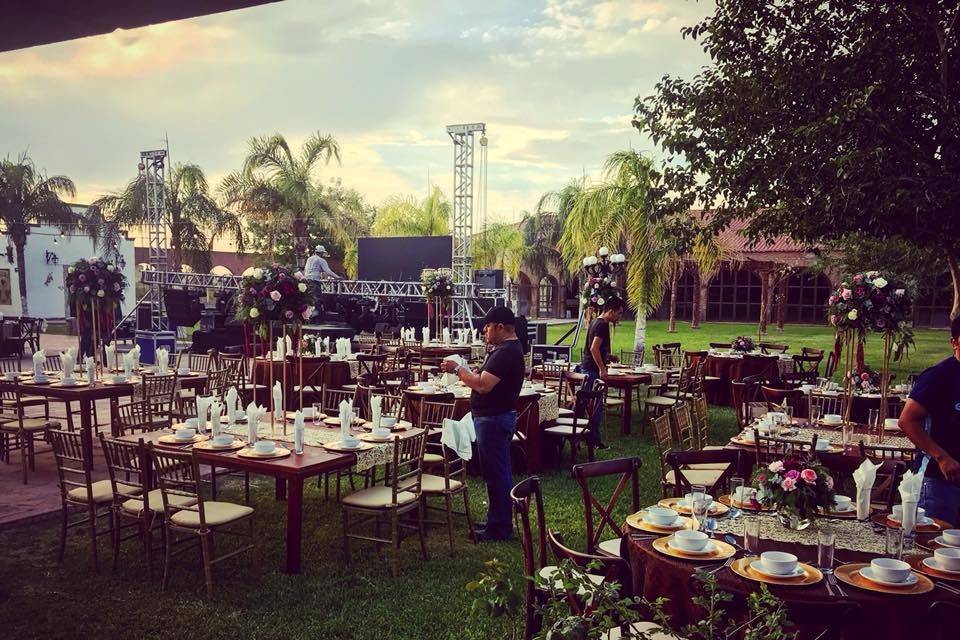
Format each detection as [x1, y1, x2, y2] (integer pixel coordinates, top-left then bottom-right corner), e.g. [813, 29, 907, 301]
[0, 269, 12, 305]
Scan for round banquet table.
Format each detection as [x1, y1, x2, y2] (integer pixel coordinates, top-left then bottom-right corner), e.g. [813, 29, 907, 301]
[623, 527, 959, 639]
[703, 354, 782, 406]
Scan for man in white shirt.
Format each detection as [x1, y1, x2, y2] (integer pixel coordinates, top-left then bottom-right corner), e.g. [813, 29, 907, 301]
[304, 245, 341, 282]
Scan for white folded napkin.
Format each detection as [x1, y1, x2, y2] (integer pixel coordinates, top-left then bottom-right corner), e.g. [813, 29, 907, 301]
[285, 335, 292, 356]
[422, 326, 429, 345]
[61, 351, 75, 381]
[209, 400, 223, 436]
[275, 337, 285, 360]
[226, 386, 238, 424]
[85, 356, 96, 384]
[196, 395, 213, 434]
[272, 381, 283, 420]
[33, 349, 45, 376]
[246, 401, 265, 444]
[322, 336, 329, 353]
[339, 399, 355, 442]
[898, 469, 925, 534]
[294, 410, 305, 453]
[157, 348, 169, 374]
[122, 351, 133, 378]
[370, 394, 382, 430]
[441, 412, 476, 461]
[472, 328, 479, 343]
[130, 344, 140, 370]
[853, 458, 880, 520]
[105, 343, 116, 369]
[442, 328, 451, 345]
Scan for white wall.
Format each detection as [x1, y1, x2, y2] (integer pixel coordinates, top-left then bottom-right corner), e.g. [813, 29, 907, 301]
[6, 224, 137, 320]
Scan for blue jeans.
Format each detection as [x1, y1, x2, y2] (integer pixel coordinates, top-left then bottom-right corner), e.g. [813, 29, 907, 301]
[579, 367, 604, 446]
[920, 477, 960, 527]
[474, 411, 517, 538]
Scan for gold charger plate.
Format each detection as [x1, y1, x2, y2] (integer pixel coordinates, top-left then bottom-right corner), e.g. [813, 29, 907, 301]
[20, 378, 54, 385]
[651, 535, 736, 561]
[658, 497, 730, 517]
[285, 410, 326, 421]
[50, 381, 90, 388]
[359, 432, 395, 443]
[871, 512, 949, 533]
[835, 563, 933, 595]
[908, 555, 960, 583]
[728, 436, 757, 446]
[822, 507, 858, 519]
[363, 419, 413, 432]
[237, 445, 291, 459]
[626, 510, 693, 534]
[193, 439, 247, 451]
[101, 377, 140, 385]
[323, 417, 368, 427]
[157, 433, 209, 444]
[323, 440, 375, 453]
[730, 557, 823, 586]
[718, 494, 774, 512]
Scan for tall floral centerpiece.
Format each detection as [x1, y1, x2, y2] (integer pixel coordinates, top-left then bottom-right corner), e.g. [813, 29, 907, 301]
[65, 257, 128, 364]
[235, 264, 316, 427]
[731, 335, 755, 353]
[580, 248, 626, 317]
[826, 271, 913, 431]
[752, 455, 836, 530]
[422, 270, 454, 339]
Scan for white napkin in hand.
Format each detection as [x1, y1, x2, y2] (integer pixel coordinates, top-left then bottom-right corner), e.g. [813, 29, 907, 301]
[898, 468, 926, 534]
[33, 349, 45, 376]
[294, 410, 305, 453]
[85, 356, 96, 384]
[441, 412, 476, 461]
[272, 381, 284, 420]
[226, 386, 238, 424]
[61, 352, 74, 381]
[441, 354, 465, 387]
[246, 401, 264, 444]
[853, 458, 880, 520]
[196, 395, 213, 434]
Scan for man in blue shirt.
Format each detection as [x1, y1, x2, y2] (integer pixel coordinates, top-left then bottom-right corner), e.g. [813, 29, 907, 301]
[899, 316, 960, 526]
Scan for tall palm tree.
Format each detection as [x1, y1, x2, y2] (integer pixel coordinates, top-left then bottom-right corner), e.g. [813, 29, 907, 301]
[92, 163, 245, 273]
[0, 153, 85, 314]
[474, 222, 525, 280]
[221, 132, 341, 269]
[558, 150, 673, 351]
[371, 187, 450, 237]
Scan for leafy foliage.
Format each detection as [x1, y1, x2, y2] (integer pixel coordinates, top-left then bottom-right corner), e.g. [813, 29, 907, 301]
[465, 559, 523, 640]
[827, 270, 914, 357]
[752, 456, 836, 521]
[474, 222, 525, 280]
[422, 270, 454, 300]
[371, 186, 450, 237]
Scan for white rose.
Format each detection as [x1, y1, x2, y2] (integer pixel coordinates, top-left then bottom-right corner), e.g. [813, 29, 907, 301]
[894, 288, 905, 296]
[848, 309, 858, 320]
[68, 266, 75, 274]
[249, 307, 260, 318]
[106, 264, 115, 272]
[873, 277, 888, 288]
[97, 290, 105, 298]
[597, 297, 605, 305]
[298, 282, 307, 293]
[252, 268, 263, 279]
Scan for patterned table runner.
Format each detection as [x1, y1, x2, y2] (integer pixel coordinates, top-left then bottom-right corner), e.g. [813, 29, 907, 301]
[223, 421, 389, 471]
[713, 513, 887, 554]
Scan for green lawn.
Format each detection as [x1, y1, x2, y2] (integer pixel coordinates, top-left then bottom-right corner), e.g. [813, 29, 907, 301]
[546, 319, 949, 381]
[0, 320, 948, 639]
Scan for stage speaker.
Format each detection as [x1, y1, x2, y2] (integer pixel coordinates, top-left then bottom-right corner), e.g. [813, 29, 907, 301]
[475, 269, 503, 289]
[162, 288, 203, 327]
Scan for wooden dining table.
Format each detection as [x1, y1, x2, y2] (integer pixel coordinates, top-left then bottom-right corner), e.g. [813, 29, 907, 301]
[603, 369, 652, 435]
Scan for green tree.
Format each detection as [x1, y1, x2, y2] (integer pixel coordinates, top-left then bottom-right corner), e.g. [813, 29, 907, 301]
[532, 179, 584, 288]
[474, 222, 525, 280]
[371, 186, 450, 237]
[635, 1, 960, 317]
[0, 153, 86, 314]
[221, 131, 341, 269]
[91, 163, 244, 274]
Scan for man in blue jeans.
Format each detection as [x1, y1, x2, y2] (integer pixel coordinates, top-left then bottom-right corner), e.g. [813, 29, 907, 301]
[899, 315, 960, 526]
[441, 306, 525, 541]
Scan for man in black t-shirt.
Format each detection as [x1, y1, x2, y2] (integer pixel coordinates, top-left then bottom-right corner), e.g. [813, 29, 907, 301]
[578, 297, 624, 448]
[900, 316, 960, 525]
[441, 306, 524, 541]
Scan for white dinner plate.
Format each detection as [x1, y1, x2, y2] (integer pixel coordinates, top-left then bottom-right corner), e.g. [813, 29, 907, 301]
[933, 535, 960, 549]
[888, 514, 934, 526]
[922, 557, 960, 576]
[667, 539, 717, 556]
[858, 566, 918, 587]
[749, 560, 805, 579]
[643, 516, 685, 529]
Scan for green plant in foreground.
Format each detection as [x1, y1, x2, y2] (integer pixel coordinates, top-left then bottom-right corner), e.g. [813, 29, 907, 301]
[466, 559, 523, 640]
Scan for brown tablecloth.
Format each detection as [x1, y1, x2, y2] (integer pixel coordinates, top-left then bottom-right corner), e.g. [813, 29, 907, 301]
[624, 527, 958, 639]
[704, 354, 782, 406]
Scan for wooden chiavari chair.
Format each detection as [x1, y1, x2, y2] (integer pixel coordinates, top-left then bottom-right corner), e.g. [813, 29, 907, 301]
[543, 381, 605, 464]
[808, 391, 846, 422]
[619, 348, 644, 367]
[664, 448, 743, 499]
[140, 372, 178, 430]
[0, 378, 59, 481]
[418, 400, 456, 433]
[419, 430, 476, 554]
[754, 430, 818, 467]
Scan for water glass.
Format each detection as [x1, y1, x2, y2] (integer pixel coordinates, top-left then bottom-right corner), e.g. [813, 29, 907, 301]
[312, 402, 324, 420]
[842, 422, 854, 448]
[784, 405, 794, 426]
[868, 409, 880, 432]
[885, 527, 904, 559]
[809, 405, 822, 426]
[729, 477, 744, 517]
[817, 524, 836, 571]
[744, 518, 761, 553]
[692, 497, 711, 532]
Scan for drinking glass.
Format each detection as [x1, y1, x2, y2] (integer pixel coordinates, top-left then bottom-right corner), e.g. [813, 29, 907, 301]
[729, 477, 745, 517]
[744, 518, 761, 553]
[809, 405, 822, 426]
[817, 524, 836, 572]
[692, 496, 711, 532]
[784, 405, 794, 428]
[689, 484, 706, 501]
[885, 527, 904, 559]
[817, 377, 829, 390]
[868, 409, 880, 433]
[842, 422, 854, 449]
[312, 402, 324, 420]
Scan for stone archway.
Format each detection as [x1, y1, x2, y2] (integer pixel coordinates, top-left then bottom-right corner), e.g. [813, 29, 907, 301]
[516, 271, 533, 317]
[538, 275, 558, 318]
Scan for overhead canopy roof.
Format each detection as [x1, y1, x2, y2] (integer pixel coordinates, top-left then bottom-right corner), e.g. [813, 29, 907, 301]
[0, 0, 280, 53]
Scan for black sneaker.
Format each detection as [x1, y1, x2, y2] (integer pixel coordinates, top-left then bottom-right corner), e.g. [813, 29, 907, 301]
[475, 530, 514, 543]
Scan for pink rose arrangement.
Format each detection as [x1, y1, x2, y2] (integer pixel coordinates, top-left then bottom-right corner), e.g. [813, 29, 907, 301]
[65, 257, 127, 309]
[751, 454, 835, 522]
[236, 263, 316, 335]
[826, 270, 914, 355]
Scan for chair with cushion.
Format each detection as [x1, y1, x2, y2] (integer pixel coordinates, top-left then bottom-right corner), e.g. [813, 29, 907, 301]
[341, 430, 428, 577]
[148, 443, 255, 597]
[544, 381, 606, 464]
[572, 457, 640, 558]
[51, 429, 130, 570]
[650, 412, 678, 497]
[0, 379, 60, 482]
[417, 436, 476, 554]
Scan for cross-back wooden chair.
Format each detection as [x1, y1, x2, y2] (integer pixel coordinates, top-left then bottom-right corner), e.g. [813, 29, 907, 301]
[759, 342, 789, 354]
[664, 448, 743, 498]
[341, 430, 428, 577]
[510, 476, 553, 640]
[760, 386, 804, 414]
[816, 451, 905, 515]
[785, 353, 822, 387]
[545, 530, 631, 602]
[543, 380, 606, 464]
[753, 430, 819, 466]
[357, 352, 388, 378]
[148, 444, 255, 598]
[572, 456, 641, 558]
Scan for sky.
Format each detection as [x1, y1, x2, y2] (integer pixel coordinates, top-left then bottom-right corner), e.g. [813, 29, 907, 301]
[0, 0, 713, 235]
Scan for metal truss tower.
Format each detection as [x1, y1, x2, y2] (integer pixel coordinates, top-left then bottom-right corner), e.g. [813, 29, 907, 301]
[446, 122, 486, 330]
[140, 149, 168, 330]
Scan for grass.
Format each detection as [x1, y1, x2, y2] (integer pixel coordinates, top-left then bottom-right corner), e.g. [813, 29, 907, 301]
[0, 320, 948, 639]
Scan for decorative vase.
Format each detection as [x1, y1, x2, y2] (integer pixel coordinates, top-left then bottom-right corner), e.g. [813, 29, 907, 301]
[776, 506, 812, 531]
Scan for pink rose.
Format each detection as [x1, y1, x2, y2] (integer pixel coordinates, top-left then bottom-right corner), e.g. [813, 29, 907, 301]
[270, 290, 282, 301]
[781, 477, 797, 491]
[800, 468, 817, 483]
[756, 473, 767, 484]
[853, 274, 863, 283]
[284, 310, 294, 319]
[785, 469, 800, 480]
[860, 372, 870, 381]
[841, 288, 852, 300]
[829, 295, 839, 304]
[768, 461, 784, 473]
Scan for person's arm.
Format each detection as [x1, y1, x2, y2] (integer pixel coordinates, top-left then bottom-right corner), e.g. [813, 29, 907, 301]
[589, 336, 606, 378]
[899, 399, 960, 482]
[440, 358, 500, 393]
[319, 258, 341, 279]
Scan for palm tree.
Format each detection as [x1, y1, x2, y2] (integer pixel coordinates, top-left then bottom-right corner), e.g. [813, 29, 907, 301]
[92, 163, 245, 273]
[474, 222, 525, 280]
[0, 153, 85, 314]
[221, 132, 341, 269]
[558, 150, 674, 351]
[371, 187, 450, 237]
